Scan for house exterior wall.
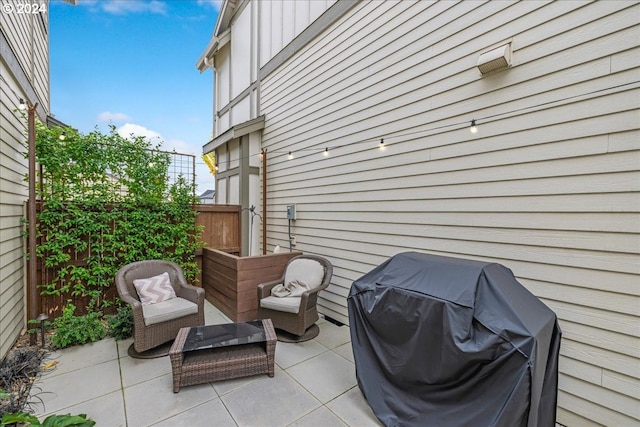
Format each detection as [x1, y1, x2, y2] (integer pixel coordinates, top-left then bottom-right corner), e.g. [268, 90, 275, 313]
[0, 2, 51, 358]
[203, 0, 639, 424]
[204, 0, 337, 254]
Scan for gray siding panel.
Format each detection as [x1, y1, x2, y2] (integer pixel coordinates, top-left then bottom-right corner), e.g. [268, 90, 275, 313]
[259, 0, 640, 424]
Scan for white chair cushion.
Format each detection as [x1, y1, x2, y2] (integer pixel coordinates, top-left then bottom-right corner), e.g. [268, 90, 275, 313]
[142, 297, 198, 325]
[260, 296, 302, 314]
[284, 259, 325, 290]
[133, 272, 176, 305]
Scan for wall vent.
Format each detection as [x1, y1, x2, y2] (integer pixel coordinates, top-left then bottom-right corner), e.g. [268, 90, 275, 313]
[478, 43, 512, 75]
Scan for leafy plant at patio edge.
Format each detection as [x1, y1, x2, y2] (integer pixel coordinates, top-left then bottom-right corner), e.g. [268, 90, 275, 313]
[48, 304, 106, 349]
[106, 306, 133, 341]
[0, 411, 95, 427]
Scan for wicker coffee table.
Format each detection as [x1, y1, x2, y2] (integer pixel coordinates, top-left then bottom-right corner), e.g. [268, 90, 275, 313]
[169, 319, 276, 393]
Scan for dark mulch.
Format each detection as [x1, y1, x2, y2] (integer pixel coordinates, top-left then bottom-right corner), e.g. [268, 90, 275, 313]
[0, 332, 54, 418]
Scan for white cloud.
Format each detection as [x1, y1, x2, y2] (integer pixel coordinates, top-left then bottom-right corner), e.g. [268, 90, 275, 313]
[78, 0, 167, 15]
[164, 138, 197, 155]
[115, 124, 211, 193]
[98, 111, 131, 123]
[117, 123, 162, 143]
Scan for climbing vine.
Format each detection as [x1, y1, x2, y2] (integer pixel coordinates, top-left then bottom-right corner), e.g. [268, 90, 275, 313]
[34, 123, 203, 311]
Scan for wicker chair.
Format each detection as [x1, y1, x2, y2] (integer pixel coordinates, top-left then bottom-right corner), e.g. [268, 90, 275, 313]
[257, 254, 333, 338]
[116, 260, 205, 353]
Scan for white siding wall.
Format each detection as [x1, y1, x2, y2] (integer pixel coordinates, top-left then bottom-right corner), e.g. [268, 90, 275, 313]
[259, 1, 640, 425]
[0, 2, 50, 358]
[258, 0, 336, 68]
[231, 94, 250, 126]
[215, 44, 230, 134]
[231, 5, 251, 99]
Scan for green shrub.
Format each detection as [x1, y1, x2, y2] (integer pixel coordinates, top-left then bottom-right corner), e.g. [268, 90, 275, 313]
[107, 306, 133, 341]
[1, 411, 95, 427]
[34, 123, 204, 312]
[50, 304, 106, 349]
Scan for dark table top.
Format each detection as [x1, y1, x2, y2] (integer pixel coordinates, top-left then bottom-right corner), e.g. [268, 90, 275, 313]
[182, 320, 266, 353]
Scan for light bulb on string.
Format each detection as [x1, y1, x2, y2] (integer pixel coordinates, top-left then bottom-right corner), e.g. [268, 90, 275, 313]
[59, 131, 66, 141]
[288, 151, 293, 160]
[470, 119, 478, 134]
[323, 147, 329, 157]
[19, 98, 27, 111]
[379, 138, 386, 151]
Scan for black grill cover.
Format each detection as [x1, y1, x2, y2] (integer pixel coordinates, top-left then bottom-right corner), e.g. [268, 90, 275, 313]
[348, 252, 561, 427]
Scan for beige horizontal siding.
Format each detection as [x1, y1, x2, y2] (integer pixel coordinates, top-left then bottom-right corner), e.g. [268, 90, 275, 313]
[258, 0, 640, 424]
[0, 4, 49, 356]
[0, 4, 50, 110]
[0, 70, 28, 355]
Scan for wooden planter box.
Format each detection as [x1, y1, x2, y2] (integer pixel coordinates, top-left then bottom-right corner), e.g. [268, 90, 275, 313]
[202, 248, 302, 322]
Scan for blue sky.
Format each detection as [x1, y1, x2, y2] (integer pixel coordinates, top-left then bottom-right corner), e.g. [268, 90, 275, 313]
[49, 0, 221, 193]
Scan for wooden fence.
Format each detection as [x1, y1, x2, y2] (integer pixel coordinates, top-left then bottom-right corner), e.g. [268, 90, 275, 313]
[33, 204, 241, 319]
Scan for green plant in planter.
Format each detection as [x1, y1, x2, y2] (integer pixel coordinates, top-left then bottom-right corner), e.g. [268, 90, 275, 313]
[49, 304, 106, 349]
[107, 305, 133, 341]
[0, 411, 95, 427]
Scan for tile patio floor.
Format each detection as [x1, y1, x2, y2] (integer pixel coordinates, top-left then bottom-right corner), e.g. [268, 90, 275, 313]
[32, 301, 384, 427]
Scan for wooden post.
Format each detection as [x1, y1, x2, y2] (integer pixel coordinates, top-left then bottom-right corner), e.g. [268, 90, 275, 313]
[262, 149, 267, 255]
[27, 102, 39, 344]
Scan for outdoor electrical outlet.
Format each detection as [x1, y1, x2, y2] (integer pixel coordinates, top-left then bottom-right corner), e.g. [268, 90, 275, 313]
[291, 236, 297, 246]
[286, 204, 296, 220]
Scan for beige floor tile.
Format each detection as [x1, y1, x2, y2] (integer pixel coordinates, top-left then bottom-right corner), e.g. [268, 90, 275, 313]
[119, 353, 172, 388]
[275, 339, 328, 369]
[326, 387, 384, 427]
[221, 372, 320, 427]
[124, 373, 217, 426]
[40, 390, 125, 427]
[33, 359, 121, 416]
[46, 337, 118, 377]
[288, 406, 349, 426]
[212, 365, 283, 396]
[333, 342, 354, 363]
[315, 322, 352, 350]
[151, 398, 236, 427]
[287, 351, 357, 404]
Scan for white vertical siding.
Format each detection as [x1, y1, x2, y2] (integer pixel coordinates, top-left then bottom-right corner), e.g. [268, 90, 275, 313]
[216, 44, 230, 126]
[258, 0, 272, 68]
[231, 5, 251, 99]
[229, 175, 240, 204]
[258, 0, 336, 69]
[259, 0, 640, 425]
[231, 95, 250, 126]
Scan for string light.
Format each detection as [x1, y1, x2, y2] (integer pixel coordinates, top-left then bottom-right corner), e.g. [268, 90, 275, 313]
[379, 138, 386, 151]
[19, 98, 27, 111]
[195, 80, 638, 164]
[288, 151, 293, 160]
[59, 131, 66, 141]
[470, 119, 478, 134]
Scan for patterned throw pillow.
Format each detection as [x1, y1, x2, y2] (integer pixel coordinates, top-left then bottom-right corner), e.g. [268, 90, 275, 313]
[133, 272, 176, 305]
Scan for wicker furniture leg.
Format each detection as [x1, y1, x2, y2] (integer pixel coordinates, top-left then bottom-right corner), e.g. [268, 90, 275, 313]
[169, 327, 189, 393]
[263, 319, 276, 377]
